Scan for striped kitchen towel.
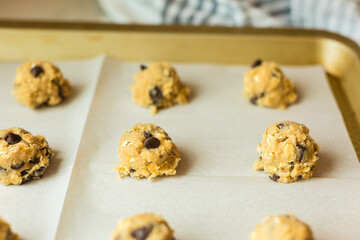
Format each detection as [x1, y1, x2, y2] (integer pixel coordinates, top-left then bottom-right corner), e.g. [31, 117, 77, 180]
[99, 0, 360, 44]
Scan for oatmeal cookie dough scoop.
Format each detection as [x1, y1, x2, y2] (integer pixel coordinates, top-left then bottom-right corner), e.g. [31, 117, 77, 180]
[254, 121, 319, 183]
[111, 213, 174, 240]
[0, 127, 54, 185]
[12, 60, 71, 108]
[250, 214, 314, 240]
[243, 59, 297, 109]
[0, 217, 18, 240]
[116, 123, 181, 179]
[131, 62, 190, 114]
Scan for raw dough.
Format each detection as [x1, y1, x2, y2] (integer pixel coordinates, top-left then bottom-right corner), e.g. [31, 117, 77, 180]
[0, 217, 18, 240]
[131, 62, 190, 114]
[0, 127, 54, 185]
[12, 60, 71, 108]
[111, 213, 174, 240]
[243, 60, 297, 109]
[250, 214, 314, 240]
[254, 121, 319, 183]
[116, 123, 181, 179]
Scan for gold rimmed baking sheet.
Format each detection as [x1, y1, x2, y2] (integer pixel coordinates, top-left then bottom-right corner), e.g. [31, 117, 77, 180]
[0, 22, 359, 240]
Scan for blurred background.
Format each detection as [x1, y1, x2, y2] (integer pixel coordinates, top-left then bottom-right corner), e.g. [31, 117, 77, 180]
[0, 0, 359, 45]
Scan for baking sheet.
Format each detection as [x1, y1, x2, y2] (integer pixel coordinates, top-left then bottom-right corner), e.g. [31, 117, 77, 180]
[56, 57, 360, 239]
[0, 56, 104, 240]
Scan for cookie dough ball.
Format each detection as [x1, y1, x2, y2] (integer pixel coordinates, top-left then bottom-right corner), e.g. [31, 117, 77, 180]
[12, 60, 71, 108]
[131, 62, 190, 114]
[250, 214, 314, 240]
[254, 121, 319, 183]
[116, 123, 181, 180]
[0, 217, 18, 240]
[243, 60, 297, 109]
[111, 213, 174, 240]
[0, 127, 54, 185]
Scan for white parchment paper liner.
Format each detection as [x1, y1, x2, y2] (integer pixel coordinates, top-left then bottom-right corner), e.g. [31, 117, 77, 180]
[57, 57, 360, 239]
[0, 56, 104, 240]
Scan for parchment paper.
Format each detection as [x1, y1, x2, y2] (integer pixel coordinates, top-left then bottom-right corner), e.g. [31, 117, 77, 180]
[56, 57, 360, 239]
[0, 56, 104, 240]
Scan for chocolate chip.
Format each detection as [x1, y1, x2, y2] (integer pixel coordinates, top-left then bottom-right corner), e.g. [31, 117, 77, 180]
[250, 95, 258, 105]
[20, 178, 28, 185]
[11, 161, 24, 170]
[277, 123, 285, 129]
[131, 225, 153, 240]
[33, 166, 45, 176]
[152, 99, 160, 106]
[21, 170, 28, 176]
[29, 157, 40, 164]
[55, 82, 65, 100]
[30, 65, 44, 77]
[25, 167, 46, 179]
[20, 175, 35, 184]
[149, 86, 162, 102]
[41, 147, 52, 157]
[144, 137, 160, 149]
[39, 98, 50, 107]
[130, 169, 135, 173]
[296, 144, 307, 162]
[0, 166, 5, 171]
[5, 228, 13, 240]
[269, 174, 280, 182]
[314, 146, 319, 157]
[46, 150, 52, 157]
[140, 65, 147, 71]
[260, 92, 265, 98]
[259, 156, 262, 161]
[143, 132, 153, 138]
[297, 144, 307, 150]
[5, 132, 22, 145]
[251, 59, 262, 68]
